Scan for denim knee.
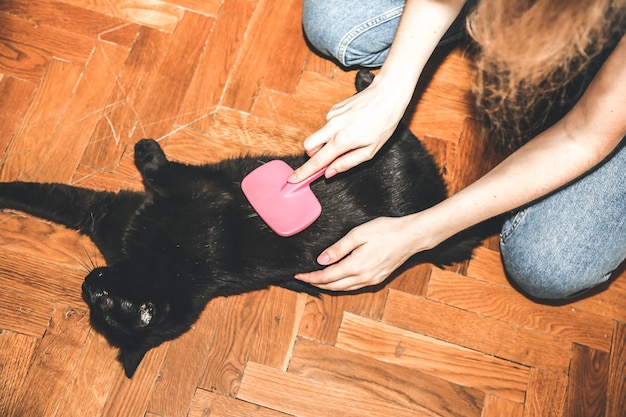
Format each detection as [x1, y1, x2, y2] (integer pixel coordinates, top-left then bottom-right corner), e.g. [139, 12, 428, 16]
[500, 142, 626, 301]
[500, 219, 614, 300]
[302, 0, 473, 68]
[302, 0, 403, 67]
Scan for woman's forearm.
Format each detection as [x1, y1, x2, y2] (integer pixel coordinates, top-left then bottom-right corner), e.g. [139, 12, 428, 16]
[408, 36, 626, 249]
[372, 0, 467, 108]
[413, 126, 622, 247]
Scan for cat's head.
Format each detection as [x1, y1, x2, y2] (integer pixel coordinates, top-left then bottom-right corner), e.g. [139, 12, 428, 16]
[81, 264, 185, 378]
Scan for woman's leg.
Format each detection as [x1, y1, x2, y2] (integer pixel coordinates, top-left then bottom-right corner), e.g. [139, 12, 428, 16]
[500, 140, 626, 301]
[302, 0, 471, 68]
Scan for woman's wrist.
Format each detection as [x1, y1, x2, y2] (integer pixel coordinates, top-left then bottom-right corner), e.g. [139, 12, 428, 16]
[399, 210, 455, 255]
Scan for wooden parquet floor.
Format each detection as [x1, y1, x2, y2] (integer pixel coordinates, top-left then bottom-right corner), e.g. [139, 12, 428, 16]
[1, 1, 625, 416]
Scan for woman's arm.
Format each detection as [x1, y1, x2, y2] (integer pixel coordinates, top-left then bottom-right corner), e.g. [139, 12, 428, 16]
[295, 35, 626, 292]
[288, 0, 467, 183]
[422, 34, 626, 242]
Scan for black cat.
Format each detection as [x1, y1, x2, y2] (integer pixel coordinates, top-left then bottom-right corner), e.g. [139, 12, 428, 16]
[0, 72, 482, 378]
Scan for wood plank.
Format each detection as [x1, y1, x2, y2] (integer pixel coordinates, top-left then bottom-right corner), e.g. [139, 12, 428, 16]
[0, 35, 50, 82]
[0, 12, 95, 65]
[0, 211, 103, 270]
[607, 320, 626, 417]
[0, 287, 56, 337]
[0, 59, 82, 181]
[119, 11, 214, 145]
[289, 337, 485, 417]
[383, 289, 572, 373]
[100, 345, 169, 417]
[220, 0, 299, 112]
[156, 128, 245, 164]
[298, 289, 387, 345]
[389, 263, 431, 296]
[99, 23, 141, 47]
[0, 76, 36, 155]
[29, 41, 130, 182]
[54, 330, 121, 417]
[0, 0, 132, 39]
[11, 307, 90, 417]
[60, 0, 184, 32]
[445, 118, 506, 195]
[567, 271, 626, 322]
[188, 387, 291, 417]
[336, 312, 529, 402]
[261, 0, 309, 94]
[147, 297, 224, 417]
[466, 246, 509, 286]
[420, 134, 455, 185]
[248, 287, 307, 369]
[0, 249, 87, 307]
[427, 268, 614, 351]
[238, 362, 431, 417]
[164, 0, 223, 16]
[406, 48, 475, 144]
[253, 70, 356, 134]
[0, 331, 38, 417]
[481, 395, 524, 417]
[304, 50, 338, 78]
[81, 25, 170, 170]
[198, 292, 268, 396]
[563, 343, 609, 417]
[523, 368, 568, 417]
[71, 165, 142, 192]
[196, 108, 309, 155]
[176, 0, 256, 130]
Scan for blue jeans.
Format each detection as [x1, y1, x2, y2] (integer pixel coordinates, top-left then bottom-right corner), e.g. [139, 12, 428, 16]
[501, 141, 626, 300]
[302, 0, 470, 68]
[302, 0, 626, 300]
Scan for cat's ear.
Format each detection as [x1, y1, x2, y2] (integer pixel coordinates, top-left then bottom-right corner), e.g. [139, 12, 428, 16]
[120, 348, 149, 378]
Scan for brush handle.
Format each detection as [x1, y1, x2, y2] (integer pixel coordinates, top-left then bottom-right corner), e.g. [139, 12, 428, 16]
[282, 167, 327, 196]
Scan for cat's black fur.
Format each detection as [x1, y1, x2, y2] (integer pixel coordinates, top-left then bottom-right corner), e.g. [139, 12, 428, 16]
[0, 71, 481, 378]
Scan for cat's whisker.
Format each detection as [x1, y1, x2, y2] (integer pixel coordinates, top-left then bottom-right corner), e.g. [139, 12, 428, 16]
[77, 245, 103, 272]
[72, 252, 92, 274]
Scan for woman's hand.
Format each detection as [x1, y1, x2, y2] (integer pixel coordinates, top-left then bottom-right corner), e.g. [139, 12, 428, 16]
[294, 215, 437, 292]
[288, 77, 410, 183]
[288, 0, 468, 184]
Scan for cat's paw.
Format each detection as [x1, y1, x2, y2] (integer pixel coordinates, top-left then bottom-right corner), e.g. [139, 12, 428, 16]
[355, 69, 375, 93]
[134, 139, 167, 175]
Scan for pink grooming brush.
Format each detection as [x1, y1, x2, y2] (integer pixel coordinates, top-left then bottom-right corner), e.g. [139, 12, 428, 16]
[241, 160, 326, 236]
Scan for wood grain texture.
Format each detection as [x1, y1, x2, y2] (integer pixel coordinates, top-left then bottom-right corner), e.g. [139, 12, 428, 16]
[481, 395, 525, 417]
[336, 313, 530, 403]
[428, 269, 614, 351]
[524, 368, 568, 417]
[607, 321, 626, 417]
[289, 337, 485, 417]
[10, 307, 90, 417]
[238, 362, 431, 417]
[1, 1, 625, 415]
[0, 331, 38, 417]
[383, 289, 572, 373]
[563, 343, 609, 417]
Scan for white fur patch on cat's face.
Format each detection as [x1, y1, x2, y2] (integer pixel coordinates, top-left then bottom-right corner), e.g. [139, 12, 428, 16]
[139, 303, 154, 326]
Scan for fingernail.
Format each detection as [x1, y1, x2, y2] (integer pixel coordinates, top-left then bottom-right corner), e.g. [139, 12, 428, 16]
[317, 253, 330, 265]
[324, 168, 336, 179]
[287, 173, 297, 183]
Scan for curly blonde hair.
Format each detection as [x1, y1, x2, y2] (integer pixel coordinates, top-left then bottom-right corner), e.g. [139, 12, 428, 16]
[466, 0, 626, 152]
